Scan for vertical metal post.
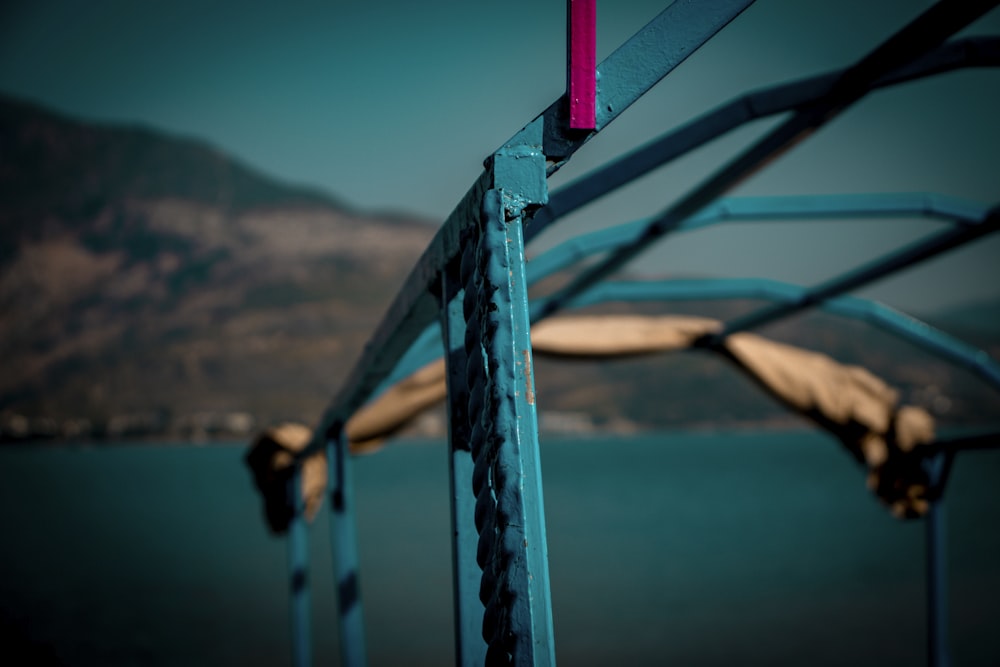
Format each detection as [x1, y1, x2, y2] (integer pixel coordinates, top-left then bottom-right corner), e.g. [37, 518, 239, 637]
[463, 119, 556, 662]
[498, 193, 557, 666]
[924, 452, 953, 667]
[327, 428, 367, 666]
[441, 270, 490, 666]
[287, 465, 313, 667]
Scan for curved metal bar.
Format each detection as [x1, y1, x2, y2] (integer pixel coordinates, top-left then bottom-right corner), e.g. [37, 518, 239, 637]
[533, 4, 999, 324]
[325, 28, 1000, 436]
[380, 193, 994, 399]
[569, 278, 1000, 393]
[525, 193, 988, 288]
[303, 0, 757, 460]
[525, 35, 1000, 244]
[713, 205, 1000, 341]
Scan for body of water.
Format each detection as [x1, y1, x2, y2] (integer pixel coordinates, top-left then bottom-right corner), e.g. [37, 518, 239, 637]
[1, 431, 998, 665]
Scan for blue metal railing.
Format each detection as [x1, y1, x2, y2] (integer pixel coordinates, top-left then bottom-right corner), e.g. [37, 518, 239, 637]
[271, 2, 1000, 666]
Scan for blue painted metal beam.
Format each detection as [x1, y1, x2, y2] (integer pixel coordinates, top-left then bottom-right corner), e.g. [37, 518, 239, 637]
[326, 430, 367, 666]
[530, 2, 999, 320]
[287, 466, 312, 667]
[528, 0, 755, 166]
[923, 453, 954, 667]
[526, 193, 988, 289]
[439, 274, 488, 666]
[712, 205, 1000, 341]
[381, 193, 990, 389]
[525, 35, 1000, 243]
[376, 194, 999, 408]
[276, 4, 1000, 667]
[462, 189, 556, 664]
[303, 0, 756, 461]
[480, 121, 556, 663]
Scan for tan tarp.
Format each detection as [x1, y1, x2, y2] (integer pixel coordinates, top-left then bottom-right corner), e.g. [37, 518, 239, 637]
[345, 358, 447, 451]
[245, 361, 448, 533]
[723, 332, 935, 518]
[248, 313, 938, 527]
[531, 315, 936, 517]
[245, 423, 327, 534]
[531, 315, 721, 356]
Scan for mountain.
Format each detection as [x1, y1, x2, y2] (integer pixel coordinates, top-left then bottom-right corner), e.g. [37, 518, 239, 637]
[0, 95, 346, 259]
[1, 94, 998, 441]
[0, 94, 435, 439]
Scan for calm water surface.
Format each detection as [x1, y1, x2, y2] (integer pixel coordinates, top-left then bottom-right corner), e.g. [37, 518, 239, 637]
[1, 432, 998, 666]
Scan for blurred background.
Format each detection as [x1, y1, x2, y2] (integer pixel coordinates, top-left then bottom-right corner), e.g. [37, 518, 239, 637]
[0, 1, 998, 664]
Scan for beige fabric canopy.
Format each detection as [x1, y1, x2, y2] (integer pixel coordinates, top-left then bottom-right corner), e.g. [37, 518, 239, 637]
[247, 313, 938, 529]
[723, 332, 935, 518]
[532, 314, 936, 517]
[245, 422, 327, 533]
[531, 314, 721, 356]
[346, 358, 447, 451]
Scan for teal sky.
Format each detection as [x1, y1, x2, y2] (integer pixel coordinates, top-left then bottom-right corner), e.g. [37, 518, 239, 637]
[1, 1, 998, 315]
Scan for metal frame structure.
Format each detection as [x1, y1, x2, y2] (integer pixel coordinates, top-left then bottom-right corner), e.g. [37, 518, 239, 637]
[279, 2, 1000, 665]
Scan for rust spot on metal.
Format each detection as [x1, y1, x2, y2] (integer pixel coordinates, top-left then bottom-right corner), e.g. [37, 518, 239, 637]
[522, 349, 535, 405]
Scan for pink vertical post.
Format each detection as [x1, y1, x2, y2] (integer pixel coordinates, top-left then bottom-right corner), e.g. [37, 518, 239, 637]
[567, 0, 596, 130]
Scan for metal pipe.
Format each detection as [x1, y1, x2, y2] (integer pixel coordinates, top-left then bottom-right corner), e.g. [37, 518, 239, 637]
[923, 453, 954, 667]
[287, 466, 313, 667]
[531, 3, 999, 320]
[526, 36, 1000, 243]
[566, 278, 1000, 394]
[713, 207, 1000, 340]
[327, 430, 367, 666]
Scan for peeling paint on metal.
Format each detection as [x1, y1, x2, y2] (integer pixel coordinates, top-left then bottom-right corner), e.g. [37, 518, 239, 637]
[522, 349, 535, 405]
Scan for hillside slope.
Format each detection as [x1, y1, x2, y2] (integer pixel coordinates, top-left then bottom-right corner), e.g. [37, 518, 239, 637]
[1, 94, 997, 440]
[0, 95, 435, 438]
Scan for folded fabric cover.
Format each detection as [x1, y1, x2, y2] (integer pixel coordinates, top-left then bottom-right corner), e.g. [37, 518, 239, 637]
[248, 314, 938, 529]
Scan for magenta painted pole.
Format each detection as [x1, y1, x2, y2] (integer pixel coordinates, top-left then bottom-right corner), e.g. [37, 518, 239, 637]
[568, 0, 596, 130]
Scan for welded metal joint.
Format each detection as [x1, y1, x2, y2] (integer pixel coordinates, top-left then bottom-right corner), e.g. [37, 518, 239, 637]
[493, 127, 549, 220]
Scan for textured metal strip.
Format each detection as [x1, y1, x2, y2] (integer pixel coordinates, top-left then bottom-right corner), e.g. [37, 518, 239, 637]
[467, 190, 554, 665]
